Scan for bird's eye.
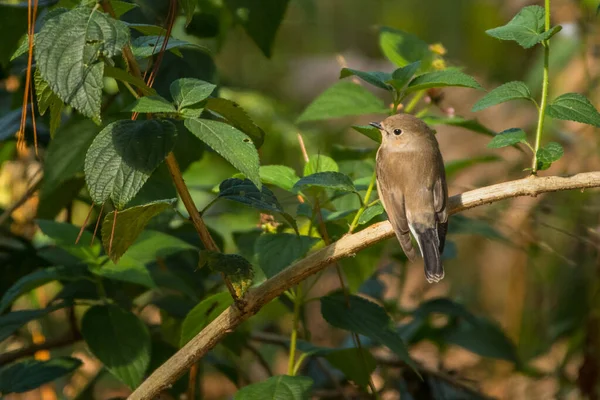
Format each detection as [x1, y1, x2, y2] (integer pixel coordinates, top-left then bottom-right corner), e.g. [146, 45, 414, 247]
[393, 129, 402, 135]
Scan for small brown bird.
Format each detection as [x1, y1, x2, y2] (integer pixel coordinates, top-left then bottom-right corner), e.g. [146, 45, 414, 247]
[370, 114, 448, 283]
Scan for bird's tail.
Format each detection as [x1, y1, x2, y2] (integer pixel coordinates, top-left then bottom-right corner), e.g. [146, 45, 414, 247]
[412, 225, 444, 283]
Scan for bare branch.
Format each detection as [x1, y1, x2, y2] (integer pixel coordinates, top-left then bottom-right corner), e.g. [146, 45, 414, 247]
[129, 172, 600, 400]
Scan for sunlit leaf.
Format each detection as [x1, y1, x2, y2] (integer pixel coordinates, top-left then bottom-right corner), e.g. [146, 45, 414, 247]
[180, 292, 233, 346]
[472, 81, 535, 112]
[407, 70, 482, 92]
[487, 128, 528, 149]
[124, 95, 176, 113]
[234, 375, 313, 400]
[536, 142, 564, 171]
[546, 93, 600, 127]
[339, 68, 392, 91]
[486, 6, 562, 48]
[205, 97, 265, 148]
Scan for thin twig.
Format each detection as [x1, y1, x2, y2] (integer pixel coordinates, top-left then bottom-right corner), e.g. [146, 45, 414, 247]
[0, 333, 82, 366]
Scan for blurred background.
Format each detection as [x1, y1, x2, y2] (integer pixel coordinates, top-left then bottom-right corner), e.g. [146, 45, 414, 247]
[2, 0, 600, 399]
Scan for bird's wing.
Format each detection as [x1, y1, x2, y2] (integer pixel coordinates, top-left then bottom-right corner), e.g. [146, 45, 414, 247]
[433, 168, 448, 253]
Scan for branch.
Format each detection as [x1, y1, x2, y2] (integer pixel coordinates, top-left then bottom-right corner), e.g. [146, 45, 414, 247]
[0, 333, 81, 366]
[129, 172, 600, 400]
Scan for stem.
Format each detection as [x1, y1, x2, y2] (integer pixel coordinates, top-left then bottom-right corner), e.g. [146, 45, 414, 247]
[349, 170, 377, 233]
[532, 0, 551, 174]
[287, 285, 302, 376]
[405, 90, 425, 114]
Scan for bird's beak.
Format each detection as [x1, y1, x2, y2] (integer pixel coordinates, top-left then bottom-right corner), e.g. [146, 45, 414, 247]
[369, 122, 383, 130]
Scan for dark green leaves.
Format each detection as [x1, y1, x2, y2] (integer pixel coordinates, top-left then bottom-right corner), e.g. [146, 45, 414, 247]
[546, 93, 600, 127]
[224, 0, 290, 58]
[125, 96, 176, 113]
[258, 165, 300, 192]
[325, 348, 377, 388]
[293, 172, 356, 193]
[487, 128, 528, 149]
[0, 357, 82, 394]
[486, 5, 562, 49]
[85, 120, 177, 209]
[339, 69, 391, 91]
[536, 142, 564, 171]
[321, 293, 417, 372]
[180, 292, 233, 346]
[407, 70, 482, 92]
[218, 178, 283, 214]
[472, 81, 535, 112]
[35, 7, 130, 120]
[296, 82, 387, 123]
[352, 125, 381, 143]
[184, 118, 261, 189]
[170, 78, 216, 110]
[101, 200, 175, 263]
[255, 233, 319, 278]
[0, 305, 63, 342]
[234, 375, 313, 400]
[388, 61, 421, 91]
[81, 305, 150, 389]
[205, 98, 266, 148]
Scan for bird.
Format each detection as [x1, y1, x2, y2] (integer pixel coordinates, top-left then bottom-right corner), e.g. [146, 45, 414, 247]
[370, 114, 448, 283]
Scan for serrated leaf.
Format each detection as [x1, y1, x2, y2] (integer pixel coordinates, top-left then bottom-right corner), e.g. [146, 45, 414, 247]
[130, 36, 208, 58]
[180, 292, 233, 347]
[546, 93, 600, 127]
[379, 26, 432, 68]
[104, 65, 156, 96]
[205, 97, 265, 148]
[124, 95, 176, 113]
[111, 0, 138, 17]
[352, 125, 381, 143]
[101, 199, 175, 263]
[34, 68, 62, 118]
[304, 154, 338, 176]
[35, 7, 130, 120]
[358, 203, 384, 225]
[421, 115, 496, 136]
[255, 233, 319, 278]
[0, 265, 88, 313]
[536, 142, 564, 171]
[472, 81, 534, 112]
[234, 375, 313, 400]
[81, 305, 150, 388]
[170, 78, 216, 110]
[487, 128, 528, 149]
[325, 348, 377, 388]
[202, 251, 254, 298]
[258, 165, 300, 191]
[387, 61, 421, 91]
[223, 0, 290, 58]
[296, 81, 387, 123]
[339, 68, 392, 90]
[486, 6, 561, 49]
[407, 69, 482, 92]
[321, 293, 418, 373]
[184, 118, 261, 189]
[292, 172, 356, 193]
[84, 119, 177, 209]
[0, 357, 82, 394]
[0, 304, 64, 343]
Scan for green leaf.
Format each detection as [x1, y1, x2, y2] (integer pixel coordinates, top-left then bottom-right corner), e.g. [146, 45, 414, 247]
[81, 305, 150, 389]
[296, 82, 387, 123]
[536, 142, 564, 171]
[379, 26, 432, 68]
[101, 199, 175, 263]
[180, 0, 195, 26]
[546, 93, 600, 127]
[170, 78, 216, 110]
[292, 172, 356, 193]
[34, 69, 63, 136]
[358, 203, 384, 225]
[255, 233, 319, 278]
[0, 357, 82, 394]
[111, 0, 139, 17]
[407, 70, 482, 92]
[223, 0, 290, 58]
[445, 156, 500, 179]
[0, 304, 64, 343]
[104, 64, 156, 96]
[126, 23, 167, 36]
[258, 165, 300, 192]
[325, 348, 377, 388]
[304, 154, 338, 176]
[421, 115, 496, 136]
[339, 68, 392, 91]
[487, 128, 528, 149]
[37, 220, 101, 262]
[234, 375, 313, 400]
[180, 292, 233, 347]
[321, 292, 418, 373]
[352, 125, 381, 143]
[486, 6, 562, 49]
[0, 5, 27, 67]
[201, 251, 254, 298]
[205, 98, 265, 148]
[84, 119, 177, 209]
[184, 118, 261, 189]
[0, 265, 88, 313]
[124, 96, 176, 113]
[92, 257, 155, 288]
[130, 36, 208, 58]
[35, 7, 130, 120]
[472, 81, 535, 112]
[388, 61, 421, 91]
